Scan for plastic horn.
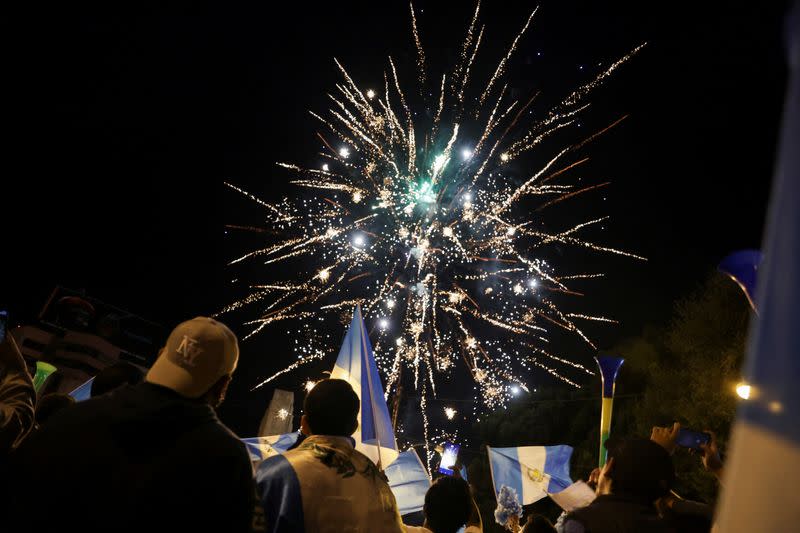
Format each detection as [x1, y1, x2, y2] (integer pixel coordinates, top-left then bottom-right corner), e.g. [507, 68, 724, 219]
[33, 361, 57, 393]
[596, 355, 624, 467]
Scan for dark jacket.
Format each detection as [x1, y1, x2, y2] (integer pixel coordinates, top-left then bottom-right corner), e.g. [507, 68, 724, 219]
[563, 494, 673, 533]
[3, 382, 253, 533]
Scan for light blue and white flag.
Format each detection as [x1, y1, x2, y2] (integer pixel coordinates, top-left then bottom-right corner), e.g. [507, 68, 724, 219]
[330, 305, 399, 467]
[242, 433, 301, 463]
[487, 445, 573, 505]
[384, 448, 431, 516]
[716, 4, 800, 530]
[68, 377, 94, 402]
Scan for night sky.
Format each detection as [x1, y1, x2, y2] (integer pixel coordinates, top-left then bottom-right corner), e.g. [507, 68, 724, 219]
[6, 1, 789, 435]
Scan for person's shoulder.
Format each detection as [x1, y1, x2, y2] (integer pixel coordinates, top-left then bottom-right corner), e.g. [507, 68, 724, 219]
[203, 423, 250, 463]
[256, 452, 295, 481]
[563, 499, 597, 531]
[561, 518, 586, 533]
[255, 453, 302, 503]
[34, 391, 111, 431]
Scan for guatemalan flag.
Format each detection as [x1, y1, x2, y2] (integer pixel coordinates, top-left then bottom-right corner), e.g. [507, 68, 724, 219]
[68, 377, 94, 401]
[330, 306, 399, 468]
[384, 448, 431, 516]
[243, 433, 301, 463]
[487, 445, 573, 505]
[716, 3, 800, 530]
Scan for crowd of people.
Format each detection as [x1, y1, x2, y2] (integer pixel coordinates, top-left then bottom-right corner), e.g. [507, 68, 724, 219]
[1, 316, 725, 533]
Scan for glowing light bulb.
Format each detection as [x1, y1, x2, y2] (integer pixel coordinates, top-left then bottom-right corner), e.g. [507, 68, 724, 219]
[500, 152, 510, 162]
[318, 269, 330, 282]
[444, 407, 457, 420]
[513, 283, 524, 294]
[510, 385, 521, 395]
[461, 148, 472, 160]
[463, 193, 472, 202]
[442, 226, 453, 237]
[353, 235, 365, 247]
[506, 226, 516, 236]
[277, 408, 289, 420]
[736, 383, 751, 400]
[339, 147, 350, 159]
[527, 279, 538, 288]
[379, 318, 389, 329]
[322, 163, 329, 171]
[395, 337, 404, 347]
[386, 299, 396, 309]
[352, 191, 363, 203]
[366, 89, 376, 99]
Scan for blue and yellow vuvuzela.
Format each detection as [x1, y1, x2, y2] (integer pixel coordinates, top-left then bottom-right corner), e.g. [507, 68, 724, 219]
[596, 356, 624, 467]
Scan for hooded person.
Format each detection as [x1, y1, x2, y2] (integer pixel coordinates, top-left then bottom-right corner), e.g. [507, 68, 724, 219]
[3, 317, 253, 533]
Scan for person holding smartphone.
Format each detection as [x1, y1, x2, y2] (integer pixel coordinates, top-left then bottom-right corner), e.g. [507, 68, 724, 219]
[650, 422, 724, 482]
[650, 422, 719, 531]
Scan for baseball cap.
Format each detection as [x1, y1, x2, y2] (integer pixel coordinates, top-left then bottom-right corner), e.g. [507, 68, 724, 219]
[146, 317, 239, 398]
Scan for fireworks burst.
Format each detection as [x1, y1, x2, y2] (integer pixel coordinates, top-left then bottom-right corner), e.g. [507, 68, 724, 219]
[223, 2, 644, 450]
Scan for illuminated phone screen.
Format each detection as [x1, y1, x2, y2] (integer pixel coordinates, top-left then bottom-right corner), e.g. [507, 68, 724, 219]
[438, 442, 460, 475]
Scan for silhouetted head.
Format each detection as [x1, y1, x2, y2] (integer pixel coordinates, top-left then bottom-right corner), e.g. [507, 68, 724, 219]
[601, 437, 675, 502]
[423, 476, 472, 533]
[301, 379, 359, 436]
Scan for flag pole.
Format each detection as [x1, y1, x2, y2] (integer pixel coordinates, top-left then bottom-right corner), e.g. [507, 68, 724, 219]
[392, 365, 403, 432]
[358, 305, 383, 469]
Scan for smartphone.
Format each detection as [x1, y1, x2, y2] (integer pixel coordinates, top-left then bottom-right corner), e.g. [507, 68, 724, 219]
[0, 310, 8, 343]
[438, 442, 460, 475]
[676, 428, 710, 450]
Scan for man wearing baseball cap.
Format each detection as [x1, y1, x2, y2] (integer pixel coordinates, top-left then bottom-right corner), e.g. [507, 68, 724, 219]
[4, 317, 253, 533]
